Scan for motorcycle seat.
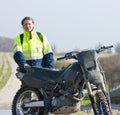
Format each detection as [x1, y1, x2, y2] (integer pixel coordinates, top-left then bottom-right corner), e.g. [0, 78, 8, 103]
[27, 66, 64, 82]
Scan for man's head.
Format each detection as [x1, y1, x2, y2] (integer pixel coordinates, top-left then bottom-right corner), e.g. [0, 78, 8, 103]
[21, 16, 35, 32]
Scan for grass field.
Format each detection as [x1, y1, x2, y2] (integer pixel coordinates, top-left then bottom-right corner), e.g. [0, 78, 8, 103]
[0, 52, 12, 90]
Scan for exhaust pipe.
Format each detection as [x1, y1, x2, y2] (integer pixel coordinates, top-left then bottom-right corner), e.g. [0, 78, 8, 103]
[24, 101, 44, 107]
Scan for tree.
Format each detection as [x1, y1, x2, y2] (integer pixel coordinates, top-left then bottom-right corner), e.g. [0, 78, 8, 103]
[52, 44, 57, 53]
[115, 42, 120, 53]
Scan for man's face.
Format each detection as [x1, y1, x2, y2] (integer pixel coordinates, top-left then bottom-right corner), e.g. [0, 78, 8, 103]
[22, 19, 34, 32]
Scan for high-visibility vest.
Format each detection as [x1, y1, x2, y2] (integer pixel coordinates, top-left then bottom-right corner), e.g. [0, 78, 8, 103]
[13, 30, 52, 60]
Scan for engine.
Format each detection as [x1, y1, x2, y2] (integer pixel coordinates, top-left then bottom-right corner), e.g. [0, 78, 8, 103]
[51, 95, 80, 114]
[43, 83, 81, 114]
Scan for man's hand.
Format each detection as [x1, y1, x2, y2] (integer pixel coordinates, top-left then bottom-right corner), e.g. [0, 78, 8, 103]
[19, 67, 26, 73]
[18, 63, 30, 73]
[24, 63, 30, 67]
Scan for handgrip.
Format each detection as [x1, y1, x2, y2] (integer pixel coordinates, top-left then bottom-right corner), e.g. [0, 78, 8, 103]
[57, 56, 65, 61]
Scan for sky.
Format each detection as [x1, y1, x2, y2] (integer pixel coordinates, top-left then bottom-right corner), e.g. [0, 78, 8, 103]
[0, 0, 120, 52]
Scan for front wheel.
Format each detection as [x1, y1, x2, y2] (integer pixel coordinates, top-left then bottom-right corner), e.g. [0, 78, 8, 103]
[12, 87, 44, 115]
[95, 91, 112, 115]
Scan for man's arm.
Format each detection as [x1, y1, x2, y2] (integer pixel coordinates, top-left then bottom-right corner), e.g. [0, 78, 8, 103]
[41, 34, 54, 69]
[13, 51, 26, 68]
[13, 36, 26, 68]
[42, 52, 54, 69]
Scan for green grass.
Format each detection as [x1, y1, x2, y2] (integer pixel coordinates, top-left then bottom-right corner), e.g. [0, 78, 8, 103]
[81, 99, 91, 106]
[0, 54, 12, 90]
[0, 55, 4, 77]
[80, 93, 91, 106]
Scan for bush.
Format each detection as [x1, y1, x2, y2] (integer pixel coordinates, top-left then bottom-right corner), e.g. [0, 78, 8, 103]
[99, 53, 120, 89]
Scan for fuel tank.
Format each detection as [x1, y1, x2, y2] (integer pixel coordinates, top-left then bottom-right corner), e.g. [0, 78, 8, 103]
[59, 62, 83, 88]
[22, 62, 83, 89]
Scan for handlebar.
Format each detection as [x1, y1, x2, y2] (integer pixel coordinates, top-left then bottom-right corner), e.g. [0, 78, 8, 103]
[57, 56, 66, 61]
[96, 45, 113, 53]
[57, 51, 78, 61]
[57, 45, 113, 61]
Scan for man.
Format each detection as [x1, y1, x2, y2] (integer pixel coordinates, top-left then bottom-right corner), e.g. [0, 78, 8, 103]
[13, 16, 54, 70]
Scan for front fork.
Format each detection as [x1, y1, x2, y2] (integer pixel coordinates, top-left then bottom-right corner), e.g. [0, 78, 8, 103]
[81, 65, 112, 115]
[98, 62, 112, 114]
[97, 72, 112, 110]
[81, 66, 98, 115]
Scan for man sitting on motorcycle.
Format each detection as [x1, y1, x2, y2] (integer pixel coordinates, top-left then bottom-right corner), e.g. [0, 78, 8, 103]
[13, 16, 54, 70]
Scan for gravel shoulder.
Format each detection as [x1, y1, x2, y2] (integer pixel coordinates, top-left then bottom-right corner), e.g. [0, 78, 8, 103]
[0, 53, 21, 109]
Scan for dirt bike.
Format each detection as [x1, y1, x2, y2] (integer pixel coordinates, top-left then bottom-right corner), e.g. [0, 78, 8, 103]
[12, 45, 113, 115]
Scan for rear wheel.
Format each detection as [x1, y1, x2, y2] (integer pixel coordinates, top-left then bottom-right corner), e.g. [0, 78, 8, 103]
[12, 87, 44, 115]
[95, 91, 112, 115]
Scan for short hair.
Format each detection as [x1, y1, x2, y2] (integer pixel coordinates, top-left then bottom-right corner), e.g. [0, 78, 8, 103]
[21, 16, 35, 25]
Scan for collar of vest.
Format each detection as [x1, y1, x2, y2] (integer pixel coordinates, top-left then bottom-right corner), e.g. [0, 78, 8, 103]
[23, 30, 38, 40]
[24, 29, 36, 35]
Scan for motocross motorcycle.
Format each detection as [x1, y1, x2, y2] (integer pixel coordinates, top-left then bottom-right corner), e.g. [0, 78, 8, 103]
[12, 45, 113, 115]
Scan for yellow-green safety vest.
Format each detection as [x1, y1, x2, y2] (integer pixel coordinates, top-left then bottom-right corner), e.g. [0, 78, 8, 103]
[13, 30, 52, 60]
